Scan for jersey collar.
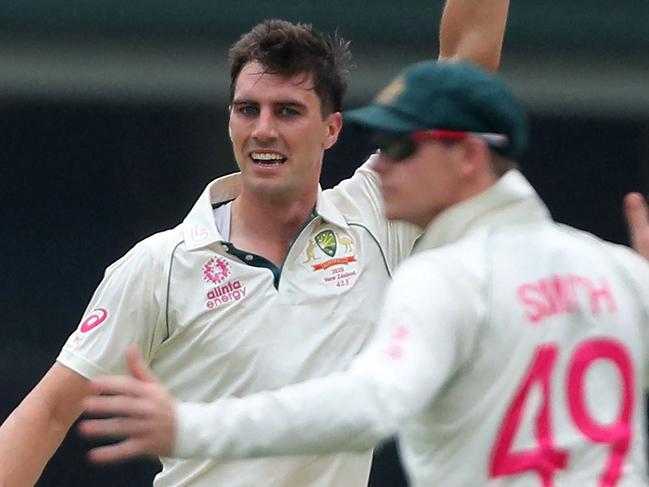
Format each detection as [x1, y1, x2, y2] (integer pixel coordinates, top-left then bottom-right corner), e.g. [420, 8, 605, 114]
[183, 173, 349, 251]
[315, 186, 349, 229]
[414, 170, 550, 253]
[183, 173, 240, 250]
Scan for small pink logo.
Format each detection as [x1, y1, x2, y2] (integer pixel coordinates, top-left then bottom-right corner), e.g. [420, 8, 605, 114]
[80, 308, 109, 333]
[203, 257, 231, 284]
[386, 325, 409, 360]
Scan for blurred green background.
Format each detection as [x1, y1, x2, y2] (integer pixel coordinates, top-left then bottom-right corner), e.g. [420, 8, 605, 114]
[2, 0, 649, 114]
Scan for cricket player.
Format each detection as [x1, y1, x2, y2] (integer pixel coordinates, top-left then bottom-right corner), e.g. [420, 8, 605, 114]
[82, 62, 649, 487]
[0, 2, 511, 486]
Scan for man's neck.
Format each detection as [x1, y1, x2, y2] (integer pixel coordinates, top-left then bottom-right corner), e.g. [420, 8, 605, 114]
[229, 190, 317, 267]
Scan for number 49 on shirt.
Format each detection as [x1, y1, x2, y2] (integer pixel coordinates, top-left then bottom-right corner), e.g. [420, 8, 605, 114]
[489, 339, 634, 487]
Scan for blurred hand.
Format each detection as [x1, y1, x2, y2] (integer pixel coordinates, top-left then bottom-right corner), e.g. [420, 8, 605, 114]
[79, 345, 176, 463]
[624, 192, 649, 260]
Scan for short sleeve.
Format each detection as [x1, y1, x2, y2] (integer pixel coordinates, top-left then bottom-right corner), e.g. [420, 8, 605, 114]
[57, 237, 168, 378]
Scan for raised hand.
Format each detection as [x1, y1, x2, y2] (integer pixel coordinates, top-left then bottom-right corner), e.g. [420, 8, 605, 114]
[624, 192, 649, 260]
[79, 345, 177, 463]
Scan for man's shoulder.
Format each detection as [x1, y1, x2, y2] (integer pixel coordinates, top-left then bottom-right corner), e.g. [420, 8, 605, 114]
[322, 154, 380, 214]
[395, 240, 483, 286]
[556, 223, 648, 264]
[136, 225, 184, 254]
[412, 228, 490, 268]
[108, 225, 185, 274]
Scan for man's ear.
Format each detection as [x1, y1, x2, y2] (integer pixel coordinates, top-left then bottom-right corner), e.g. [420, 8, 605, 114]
[457, 136, 491, 178]
[323, 112, 343, 150]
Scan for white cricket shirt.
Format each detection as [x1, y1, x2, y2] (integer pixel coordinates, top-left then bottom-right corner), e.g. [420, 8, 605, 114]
[57, 155, 420, 487]
[174, 170, 649, 486]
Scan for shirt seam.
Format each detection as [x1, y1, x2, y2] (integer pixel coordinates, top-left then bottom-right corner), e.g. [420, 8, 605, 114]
[165, 240, 183, 340]
[348, 222, 392, 278]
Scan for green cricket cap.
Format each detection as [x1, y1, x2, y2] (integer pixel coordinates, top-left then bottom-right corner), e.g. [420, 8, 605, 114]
[344, 61, 528, 159]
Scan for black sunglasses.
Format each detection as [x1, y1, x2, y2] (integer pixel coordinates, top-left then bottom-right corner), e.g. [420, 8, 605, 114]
[373, 129, 509, 163]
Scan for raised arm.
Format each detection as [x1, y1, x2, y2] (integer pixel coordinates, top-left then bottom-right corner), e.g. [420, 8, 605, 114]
[625, 192, 649, 260]
[0, 364, 91, 486]
[438, 0, 510, 72]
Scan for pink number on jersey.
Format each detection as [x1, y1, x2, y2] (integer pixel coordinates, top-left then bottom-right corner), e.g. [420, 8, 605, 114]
[489, 339, 634, 487]
[567, 339, 634, 487]
[489, 345, 569, 487]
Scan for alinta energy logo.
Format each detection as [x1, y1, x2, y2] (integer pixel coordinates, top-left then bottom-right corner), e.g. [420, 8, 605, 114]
[203, 256, 231, 284]
[203, 256, 247, 309]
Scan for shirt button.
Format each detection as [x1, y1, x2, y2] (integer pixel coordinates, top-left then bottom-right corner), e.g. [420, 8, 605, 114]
[245, 254, 253, 261]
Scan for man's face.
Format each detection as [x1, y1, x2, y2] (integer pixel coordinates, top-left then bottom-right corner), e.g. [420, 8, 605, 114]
[374, 139, 465, 228]
[229, 62, 342, 201]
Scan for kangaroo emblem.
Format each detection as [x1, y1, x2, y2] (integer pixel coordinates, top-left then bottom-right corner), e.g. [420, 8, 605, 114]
[303, 239, 319, 263]
[338, 234, 354, 253]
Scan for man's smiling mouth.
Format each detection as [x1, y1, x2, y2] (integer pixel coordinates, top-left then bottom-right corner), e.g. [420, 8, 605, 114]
[250, 151, 287, 165]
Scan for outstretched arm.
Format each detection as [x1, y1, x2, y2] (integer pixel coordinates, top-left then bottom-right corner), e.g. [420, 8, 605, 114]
[80, 259, 467, 463]
[81, 343, 414, 462]
[625, 192, 649, 260]
[0, 364, 91, 486]
[438, 0, 510, 72]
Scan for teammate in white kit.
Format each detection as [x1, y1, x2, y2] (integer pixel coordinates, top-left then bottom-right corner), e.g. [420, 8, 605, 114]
[82, 62, 649, 487]
[0, 3, 511, 486]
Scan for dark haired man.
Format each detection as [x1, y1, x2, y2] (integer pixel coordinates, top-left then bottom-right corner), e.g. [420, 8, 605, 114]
[228, 19, 351, 116]
[0, 3, 510, 486]
[83, 61, 649, 487]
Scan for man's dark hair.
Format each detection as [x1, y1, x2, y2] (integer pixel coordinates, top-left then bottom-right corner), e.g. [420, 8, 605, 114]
[229, 19, 352, 116]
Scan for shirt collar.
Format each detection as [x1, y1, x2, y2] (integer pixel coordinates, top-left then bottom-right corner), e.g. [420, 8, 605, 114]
[413, 170, 551, 253]
[183, 173, 241, 251]
[315, 186, 349, 229]
[183, 173, 349, 251]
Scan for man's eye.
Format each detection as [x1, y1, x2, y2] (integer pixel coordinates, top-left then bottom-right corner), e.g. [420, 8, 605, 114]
[278, 106, 299, 117]
[237, 105, 258, 116]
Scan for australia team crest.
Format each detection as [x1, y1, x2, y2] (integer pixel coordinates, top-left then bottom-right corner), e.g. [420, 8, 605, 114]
[303, 229, 359, 288]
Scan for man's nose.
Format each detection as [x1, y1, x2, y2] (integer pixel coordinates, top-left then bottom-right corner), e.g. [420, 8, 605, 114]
[252, 110, 278, 141]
